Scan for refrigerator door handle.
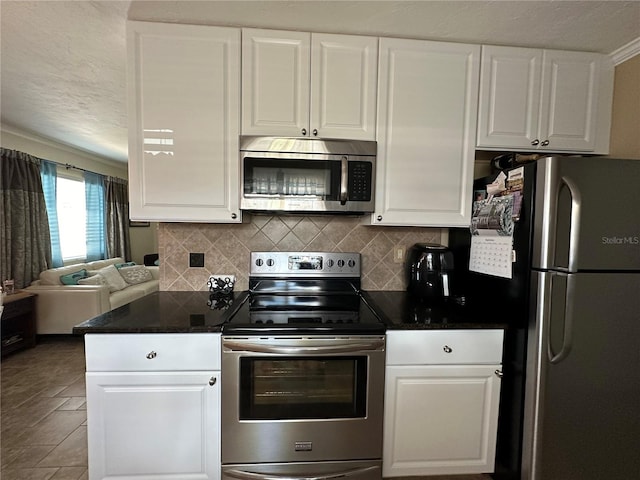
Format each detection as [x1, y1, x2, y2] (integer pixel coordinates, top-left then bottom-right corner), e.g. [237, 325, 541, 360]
[547, 274, 575, 364]
[561, 176, 582, 272]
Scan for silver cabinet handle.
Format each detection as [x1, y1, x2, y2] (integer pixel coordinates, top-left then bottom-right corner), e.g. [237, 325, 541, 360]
[376, 215, 382, 222]
[541, 139, 550, 146]
[443, 345, 453, 353]
[301, 128, 307, 136]
[146, 351, 157, 359]
[209, 376, 217, 386]
[531, 139, 540, 146]
[312, 129, 318, 136]
[495, 369, 504, 378]
[231, 213, 237, 219]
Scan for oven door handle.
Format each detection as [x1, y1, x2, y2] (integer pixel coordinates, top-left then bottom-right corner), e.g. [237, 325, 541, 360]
[225, 465, 379, 480]
[223, 340, 384, 354]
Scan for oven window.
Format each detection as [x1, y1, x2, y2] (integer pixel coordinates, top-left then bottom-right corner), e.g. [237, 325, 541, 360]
[239, 356, 367, 420]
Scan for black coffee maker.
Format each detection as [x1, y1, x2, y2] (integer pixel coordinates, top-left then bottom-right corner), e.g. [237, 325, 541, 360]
[406, 243, 455, 304]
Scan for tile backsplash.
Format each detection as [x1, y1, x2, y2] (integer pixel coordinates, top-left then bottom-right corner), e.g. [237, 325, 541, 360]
[158, 215, 443, 291]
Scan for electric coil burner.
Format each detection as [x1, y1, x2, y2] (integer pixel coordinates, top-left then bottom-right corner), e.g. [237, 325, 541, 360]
[221, 252, 385, 480]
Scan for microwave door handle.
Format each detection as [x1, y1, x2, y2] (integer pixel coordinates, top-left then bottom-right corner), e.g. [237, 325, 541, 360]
[340, 156, 348, 205]
[225, 466, 380, 480]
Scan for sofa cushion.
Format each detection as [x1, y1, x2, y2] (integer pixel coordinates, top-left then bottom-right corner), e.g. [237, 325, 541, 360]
[118, 265, 153, 285]
[39, 263, 89, 285]
[86, 257, 125, 271]
[77, 274, 108, 286]
[59, 269, 88, 285]
[115, 261, 137, 269]
[110, 287, 146, 310]
[127, 279, 160, 296]
[88, 264, 128, 293]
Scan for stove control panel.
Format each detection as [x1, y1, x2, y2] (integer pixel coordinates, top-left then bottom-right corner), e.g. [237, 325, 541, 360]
[251, 251, 361, 277]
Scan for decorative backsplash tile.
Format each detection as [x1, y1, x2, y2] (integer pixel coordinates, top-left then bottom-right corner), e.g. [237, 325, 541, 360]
[158, 215, 443, 291]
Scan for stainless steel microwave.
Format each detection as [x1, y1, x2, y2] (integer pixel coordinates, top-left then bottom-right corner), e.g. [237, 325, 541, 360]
[240, 136, 376, 214]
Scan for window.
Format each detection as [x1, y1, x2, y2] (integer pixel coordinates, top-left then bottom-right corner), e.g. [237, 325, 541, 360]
[56, 172, 87, 263]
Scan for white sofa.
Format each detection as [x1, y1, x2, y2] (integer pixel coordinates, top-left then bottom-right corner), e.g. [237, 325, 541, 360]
[25, 257, 159, 334]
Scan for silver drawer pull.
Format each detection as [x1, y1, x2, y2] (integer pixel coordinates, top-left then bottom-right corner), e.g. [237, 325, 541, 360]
[443, 345, 453, 353]
[209, 376, 217, 386]
[495, 369, 504, 378]
[146, 351, 157, 359]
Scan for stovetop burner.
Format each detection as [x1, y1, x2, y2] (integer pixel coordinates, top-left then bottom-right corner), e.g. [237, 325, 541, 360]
[221, 252, 386, 335]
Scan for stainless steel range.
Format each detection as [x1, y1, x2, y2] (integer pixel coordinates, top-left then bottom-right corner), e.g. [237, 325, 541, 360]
[221, 252, 386, 480]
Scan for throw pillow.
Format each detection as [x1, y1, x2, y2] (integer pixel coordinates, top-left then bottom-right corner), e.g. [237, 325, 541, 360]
[77, 274, 107, 286]
[88, 264, 128, 293]
[115, 261, 137, 269]
[59, 269, 88, 285]
[118, 265, 153, 285]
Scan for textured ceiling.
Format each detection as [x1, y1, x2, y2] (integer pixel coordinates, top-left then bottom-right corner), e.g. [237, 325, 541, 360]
[1, 1, 639, 164]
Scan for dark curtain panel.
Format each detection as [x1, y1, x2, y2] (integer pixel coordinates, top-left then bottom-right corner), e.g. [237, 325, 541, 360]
[105, 176, 131, 261]
[1, 149, 52, 289]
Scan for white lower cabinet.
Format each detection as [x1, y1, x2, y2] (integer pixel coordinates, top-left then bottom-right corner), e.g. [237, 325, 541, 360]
[383, 330, 504, 477]
[85, 334, 221, 480]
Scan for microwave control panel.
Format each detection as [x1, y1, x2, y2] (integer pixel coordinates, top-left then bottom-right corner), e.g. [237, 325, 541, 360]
[348, 162, 372, 202]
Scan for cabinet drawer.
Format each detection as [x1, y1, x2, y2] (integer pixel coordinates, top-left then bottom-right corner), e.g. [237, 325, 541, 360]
[85, 333, 220, 372]
[386, 329, 503, 365]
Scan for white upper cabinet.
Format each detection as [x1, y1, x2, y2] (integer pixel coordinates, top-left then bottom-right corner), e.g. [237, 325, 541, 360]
[127, 21, 241, 222]
[242, 29, 378, 140]
[373, 38, 480, 227]
[477, 45, 614, 153]
[241, 29, 310, 137]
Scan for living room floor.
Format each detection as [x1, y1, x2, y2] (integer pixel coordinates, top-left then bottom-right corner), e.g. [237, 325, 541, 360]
[1, 336, 492, 480]
[1, 336, 87, 479]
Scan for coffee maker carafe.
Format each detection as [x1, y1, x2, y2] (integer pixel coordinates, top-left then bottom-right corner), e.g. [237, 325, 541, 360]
[406, 243, 455, 303]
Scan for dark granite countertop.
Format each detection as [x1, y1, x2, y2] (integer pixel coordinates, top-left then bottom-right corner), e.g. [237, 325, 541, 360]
[73, 290, 505, 335]
[363, 291, 507, 330]
[72, 291, 247, 334]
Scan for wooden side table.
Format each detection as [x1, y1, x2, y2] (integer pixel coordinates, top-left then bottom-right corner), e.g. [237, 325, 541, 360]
[1, 291, 37, 357]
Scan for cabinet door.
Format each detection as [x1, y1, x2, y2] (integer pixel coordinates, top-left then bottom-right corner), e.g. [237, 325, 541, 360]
[310, 33, 378, 140]
[242, 29, 310, 136]
[476, 46, 543, 149]
[374, 38, 479, 227]
[538, 50, 607, 152]
[127, 21, 241, 222]
[383, 365, 501, 477]
[87, 371, 220, 480]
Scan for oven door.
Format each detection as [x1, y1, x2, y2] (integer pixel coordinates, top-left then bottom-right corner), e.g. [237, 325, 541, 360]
[221, 336, 385, 465]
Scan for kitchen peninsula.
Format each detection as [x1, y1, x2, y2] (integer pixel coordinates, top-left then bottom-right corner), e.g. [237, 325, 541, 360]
[74, 288, 506, 480]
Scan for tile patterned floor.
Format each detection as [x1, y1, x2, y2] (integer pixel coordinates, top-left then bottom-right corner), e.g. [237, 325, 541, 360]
[1, 336, 492, 480]
[1, 336, 87, 480]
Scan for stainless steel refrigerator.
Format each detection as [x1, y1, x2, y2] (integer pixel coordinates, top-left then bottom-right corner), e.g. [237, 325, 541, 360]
[450, 156, 640, 480]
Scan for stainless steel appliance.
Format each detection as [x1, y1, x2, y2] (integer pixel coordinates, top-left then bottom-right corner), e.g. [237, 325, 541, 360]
[406, 243, 455, 303]
[450, 156, 640, 480]
[240, 136, 376, 213]
[221, 252, 386, 480]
